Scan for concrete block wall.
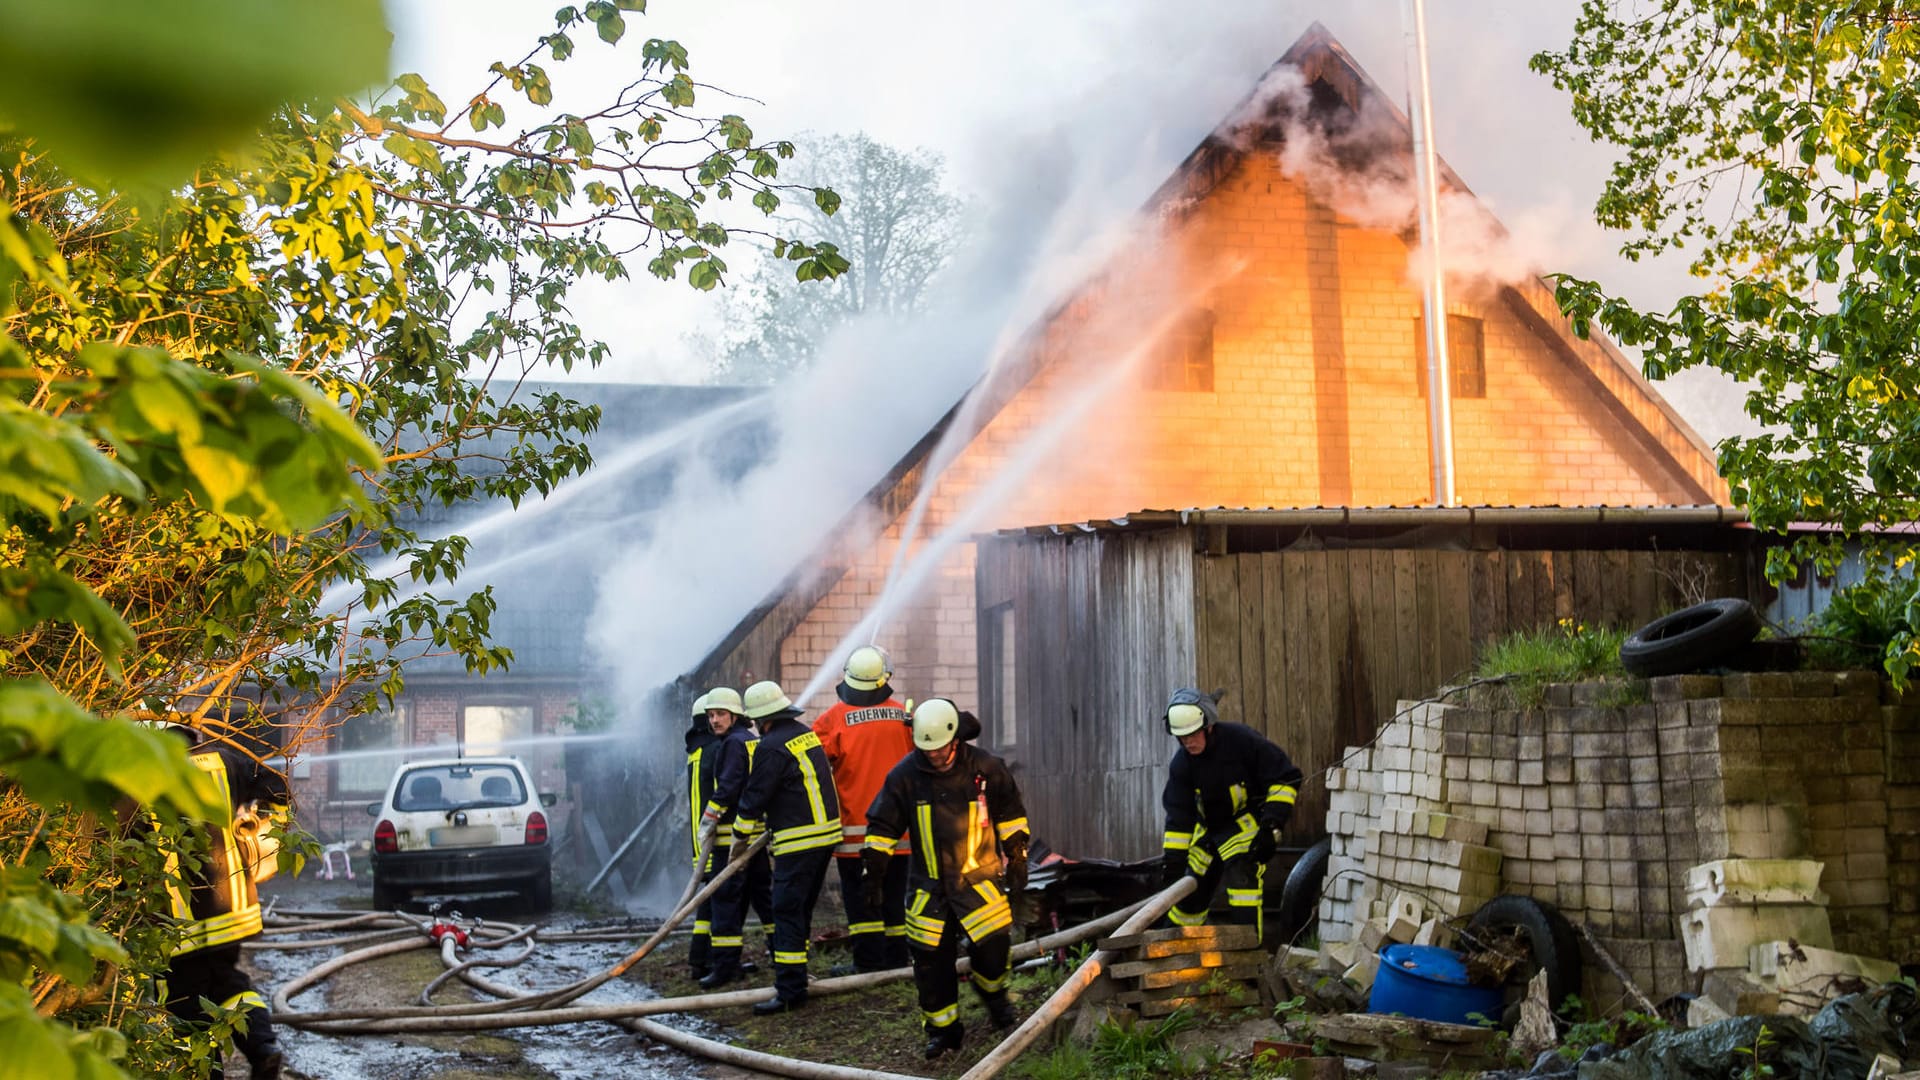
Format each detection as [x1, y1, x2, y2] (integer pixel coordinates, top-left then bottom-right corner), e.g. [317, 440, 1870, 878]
[1320, 671, 1920, 1010]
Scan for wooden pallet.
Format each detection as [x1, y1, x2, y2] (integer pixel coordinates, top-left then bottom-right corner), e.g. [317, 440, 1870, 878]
[1101, 924, 1267, 1017]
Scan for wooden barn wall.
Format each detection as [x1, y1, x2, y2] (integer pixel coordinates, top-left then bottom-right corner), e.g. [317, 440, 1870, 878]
[975, 530, 1197, 863]
[1191, 544, 1751, 844]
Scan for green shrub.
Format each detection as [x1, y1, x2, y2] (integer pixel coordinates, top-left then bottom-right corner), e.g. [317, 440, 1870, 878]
[1804, 575, 1919, 673]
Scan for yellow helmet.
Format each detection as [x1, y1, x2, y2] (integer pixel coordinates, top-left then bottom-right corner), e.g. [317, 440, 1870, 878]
[742, 680, 795, 720]
[705, 687, 744, 715]
[690, 691, 711, 718]
[843, 645, 892, 692]
[912, 698, 960, 751]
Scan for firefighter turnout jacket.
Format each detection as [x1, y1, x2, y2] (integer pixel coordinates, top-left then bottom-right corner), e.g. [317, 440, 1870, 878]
[1161, 721, 1303, 872]
[732, 715, 841, 856]
[812, 691, 912, 857]
[166, 744, 289, 956]
[702, 723, 757, 831]
[865, 743, 1030, 948]
[686, 719, 725, 870]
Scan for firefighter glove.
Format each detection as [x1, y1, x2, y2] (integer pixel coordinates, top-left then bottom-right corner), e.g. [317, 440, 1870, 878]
[861, 849, 889, 911]
[1002, 840, 1028, 895]
[1250, 826, 1279, 865]
[1160, 849, 1188, 886]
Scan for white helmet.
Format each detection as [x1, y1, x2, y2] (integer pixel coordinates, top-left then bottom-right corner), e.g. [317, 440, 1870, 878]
[690, 691, 711, 718]
[742, 680, 795, 720]
[912, 698, 960, 751]
[843, 645, 892, 692]
[705, 687, 744, 716]
[1164, 688, 1218, 738]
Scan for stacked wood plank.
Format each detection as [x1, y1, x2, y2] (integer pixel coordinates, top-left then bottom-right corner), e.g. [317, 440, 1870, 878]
[1097, 924, 1266, 1018]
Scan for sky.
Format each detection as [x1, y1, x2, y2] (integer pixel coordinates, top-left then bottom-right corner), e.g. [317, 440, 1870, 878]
[386, 0, 1756, 447]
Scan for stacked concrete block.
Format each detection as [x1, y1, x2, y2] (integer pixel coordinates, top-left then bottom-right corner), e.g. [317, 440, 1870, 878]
[1317, 670, 1917, 1010]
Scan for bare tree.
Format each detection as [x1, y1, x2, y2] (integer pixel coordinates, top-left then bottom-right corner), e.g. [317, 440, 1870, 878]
[710, 132, 966, 383]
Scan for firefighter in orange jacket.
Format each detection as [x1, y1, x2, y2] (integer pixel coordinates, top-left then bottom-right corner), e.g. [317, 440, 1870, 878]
[812, 645, 914, 973]
[864, 699, 1029, 1059]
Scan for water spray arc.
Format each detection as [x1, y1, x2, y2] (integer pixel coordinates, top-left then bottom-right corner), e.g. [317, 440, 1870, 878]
[318, 396, 760, 614]
[792, 254, 1245, 709]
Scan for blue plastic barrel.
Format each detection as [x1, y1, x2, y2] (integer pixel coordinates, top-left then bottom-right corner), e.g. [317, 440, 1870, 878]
[1367, 944, 1504, 1025]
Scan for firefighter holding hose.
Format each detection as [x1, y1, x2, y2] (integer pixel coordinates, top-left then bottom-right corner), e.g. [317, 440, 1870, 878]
[811, 645, 914, 973]
[684, 690, 719, 981]
[727, 680, 841, 1014]
[696, 687, 774, 990]
[1159, 687, 1303, 937]
[864, 698, 1030, 1060]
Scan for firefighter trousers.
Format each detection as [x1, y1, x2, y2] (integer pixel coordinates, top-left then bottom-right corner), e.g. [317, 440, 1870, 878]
[910, 913, 1010, 1033]
[1169, 851, 1265, 938]
[167, 943, 279, 1079]
[690, 857, 720, 976]
[769, 846, 834, 1001]
[708, 842, 774, 976]
[835, 853, 910, 971]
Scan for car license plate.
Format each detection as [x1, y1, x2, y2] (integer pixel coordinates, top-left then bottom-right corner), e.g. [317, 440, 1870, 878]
[429, 826, 499, 847]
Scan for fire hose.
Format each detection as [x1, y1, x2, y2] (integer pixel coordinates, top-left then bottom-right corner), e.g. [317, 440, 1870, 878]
[267, 855, 1197, 1080]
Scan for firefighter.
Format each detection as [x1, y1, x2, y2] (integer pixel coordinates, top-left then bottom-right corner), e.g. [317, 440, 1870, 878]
[685, 690, 717, 980]
[812, 645, 914, 973]
[697, 687, 775, 990]
[1159, 688, 1304, 937]
[153, 718, 289, 1080]
[864, 699, 1030, 1060]
[728, 679, 841, 1014]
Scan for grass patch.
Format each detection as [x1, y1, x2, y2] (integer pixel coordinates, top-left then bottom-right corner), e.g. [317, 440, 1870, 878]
[1474, 618, 1628, 707]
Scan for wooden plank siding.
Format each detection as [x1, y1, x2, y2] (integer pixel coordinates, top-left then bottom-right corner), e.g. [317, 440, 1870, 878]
[976, 528, 1767, 861]
[975, 529, 1197, 862]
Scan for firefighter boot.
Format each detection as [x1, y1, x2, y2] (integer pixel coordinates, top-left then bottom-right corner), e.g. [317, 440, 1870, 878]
[983, 991, 1018, 1032]
[924, 1019, 965, 1060]
[698, 959, 743, 991]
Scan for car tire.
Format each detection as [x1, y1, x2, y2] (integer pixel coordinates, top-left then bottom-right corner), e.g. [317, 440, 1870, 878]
[1273, 837, 1330, 947]
[528, 870, 553, 913]
[1462, 894, 1583, 1020]
[371, 877, 398, 911]
[1618, 598, 1762, 677]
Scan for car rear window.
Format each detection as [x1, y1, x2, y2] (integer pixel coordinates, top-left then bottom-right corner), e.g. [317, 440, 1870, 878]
[393, 764, 528, 811]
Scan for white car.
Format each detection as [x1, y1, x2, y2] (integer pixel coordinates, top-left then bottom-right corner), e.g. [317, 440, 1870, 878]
[367, 757, 555, 910]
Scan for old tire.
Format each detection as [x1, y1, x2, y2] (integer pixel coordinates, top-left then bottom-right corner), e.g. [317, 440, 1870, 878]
[1463, 894, 1583, 1020]
[1274, 837, 1330, 946]
[371, 877, 398, 911]
[527, 870, 553, 913]
[1618, 598, 1761, 677]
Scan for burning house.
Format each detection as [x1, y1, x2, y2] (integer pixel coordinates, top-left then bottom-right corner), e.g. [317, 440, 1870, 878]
[692, 25, 1745, 859]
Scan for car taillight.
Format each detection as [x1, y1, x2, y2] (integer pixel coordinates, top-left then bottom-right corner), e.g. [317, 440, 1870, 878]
[525, 811, 548, 846]
[374, 819, 398, 854]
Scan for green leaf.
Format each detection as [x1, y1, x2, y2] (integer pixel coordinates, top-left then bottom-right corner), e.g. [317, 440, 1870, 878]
[0, 0, 390, 189]
[223, 353, 384, 473]
[813, 187, 842, 216]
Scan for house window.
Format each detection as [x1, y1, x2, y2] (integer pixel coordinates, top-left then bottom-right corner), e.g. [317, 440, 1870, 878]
[980, 602, 1017, 749]
[333, 704, 409, 799]
[1145, 309, 1215, 392]
[463, 704, 535, 757]
[1413, 313, 1486, 398]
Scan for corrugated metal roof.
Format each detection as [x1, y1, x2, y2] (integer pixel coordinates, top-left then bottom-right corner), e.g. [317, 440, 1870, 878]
[990, 504, 1749, 537]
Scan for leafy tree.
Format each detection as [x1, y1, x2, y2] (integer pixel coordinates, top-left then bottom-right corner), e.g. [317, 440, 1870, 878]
[710, 132, 964, 383]
[0, 0, 847, 1072]
[1534, 3, 1920, 678]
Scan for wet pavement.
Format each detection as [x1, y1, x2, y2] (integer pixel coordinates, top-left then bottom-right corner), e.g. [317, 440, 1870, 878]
[248, 875, 732, 1080]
